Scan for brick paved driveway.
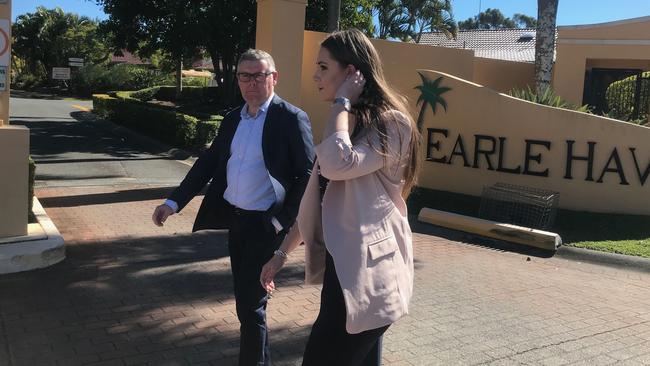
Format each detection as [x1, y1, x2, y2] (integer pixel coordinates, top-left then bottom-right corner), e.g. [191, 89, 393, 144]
[1, 184, 650, 366]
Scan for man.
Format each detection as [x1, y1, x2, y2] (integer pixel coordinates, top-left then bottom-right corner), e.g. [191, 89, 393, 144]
[152, 49, 314, 366]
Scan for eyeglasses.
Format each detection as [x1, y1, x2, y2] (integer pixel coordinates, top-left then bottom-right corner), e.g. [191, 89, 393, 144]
[236, 71, 273, 83]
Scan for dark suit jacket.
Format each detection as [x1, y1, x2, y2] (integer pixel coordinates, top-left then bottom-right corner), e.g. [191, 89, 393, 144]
[168, 95, 315, 232]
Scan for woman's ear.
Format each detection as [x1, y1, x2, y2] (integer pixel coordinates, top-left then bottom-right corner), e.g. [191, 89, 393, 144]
[346, 64, 357, 76]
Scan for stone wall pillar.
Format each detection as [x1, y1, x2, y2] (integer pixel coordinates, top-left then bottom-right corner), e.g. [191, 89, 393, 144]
[255, 0, 307, 106]
[0, 0, 29, 238]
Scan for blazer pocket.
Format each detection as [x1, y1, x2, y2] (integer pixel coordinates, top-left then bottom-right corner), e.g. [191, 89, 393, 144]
[367, 235, 396, 261]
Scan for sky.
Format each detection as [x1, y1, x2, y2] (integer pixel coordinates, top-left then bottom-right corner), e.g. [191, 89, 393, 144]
[11, 0, 650, 27]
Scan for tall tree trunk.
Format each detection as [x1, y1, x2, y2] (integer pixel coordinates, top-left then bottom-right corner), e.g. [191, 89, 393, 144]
[534, 0, 559, 95]
[208, 49, 223, 88]
[328, 0, 341, 32]
[176, 57, 183, 100]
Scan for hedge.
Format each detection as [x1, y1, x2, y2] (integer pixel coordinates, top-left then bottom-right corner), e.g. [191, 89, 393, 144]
[92, 93, 221, 148]
[128, 86, 221, 103]
[605, 71, 650, 122]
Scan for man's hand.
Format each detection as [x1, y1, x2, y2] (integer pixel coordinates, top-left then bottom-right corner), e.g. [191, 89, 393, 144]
[152, 204, 174, 226]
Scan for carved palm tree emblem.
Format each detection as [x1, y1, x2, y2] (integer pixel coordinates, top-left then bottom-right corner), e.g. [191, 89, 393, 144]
[414, 72, 451, 132]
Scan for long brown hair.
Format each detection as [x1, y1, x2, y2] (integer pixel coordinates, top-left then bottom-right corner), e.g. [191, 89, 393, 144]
[321, 29, 420, 196]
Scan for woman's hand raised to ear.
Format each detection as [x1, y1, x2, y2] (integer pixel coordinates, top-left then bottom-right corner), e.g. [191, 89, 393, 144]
[336, 70, 366, 104]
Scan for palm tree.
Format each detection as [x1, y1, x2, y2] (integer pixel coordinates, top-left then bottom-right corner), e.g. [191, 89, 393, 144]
[402, 0, 457, 44]
[328, 0, 341, 32]
[414, 72, 451, 132]
[374, 0, 408, 39]
[534, 0, 559, 95]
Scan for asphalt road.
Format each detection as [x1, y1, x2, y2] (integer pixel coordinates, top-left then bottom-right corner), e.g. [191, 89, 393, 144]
[10, 94, 192, 188]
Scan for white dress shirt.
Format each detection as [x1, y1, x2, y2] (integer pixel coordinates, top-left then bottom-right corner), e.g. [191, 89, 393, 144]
[223, 94, 276, 211]
[165, 94, 282, 231]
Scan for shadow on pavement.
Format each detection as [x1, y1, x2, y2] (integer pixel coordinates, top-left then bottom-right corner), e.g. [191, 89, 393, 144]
[0, 231, 309, 366]
[12, 114, 169, 160]
[38, 186, 188, 208]
[410, 217, 556, 259]
[10, 89, 66, 100]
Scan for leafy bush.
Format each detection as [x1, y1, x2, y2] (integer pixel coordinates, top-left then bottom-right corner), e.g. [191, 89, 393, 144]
[605, 72, 650, 122]
[72, 64, 168, 96]
[92, 93, 215, 148]
[183, 77, 210, 87]
[14, 73, 45, 90]
[92, 94, 116, 119]
[196, 119, 222, 147]
[131, 85, 221, 104]
[131, 86, 161, 102]
[509, 86, 592, 113]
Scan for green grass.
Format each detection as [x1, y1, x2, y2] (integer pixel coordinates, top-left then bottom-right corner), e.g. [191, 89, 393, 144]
[408, 187, 650, 258]
[570, 239, 650, 258]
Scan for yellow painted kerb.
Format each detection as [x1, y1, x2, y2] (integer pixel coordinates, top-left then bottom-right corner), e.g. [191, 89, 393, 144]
[418, 208, 562, 251]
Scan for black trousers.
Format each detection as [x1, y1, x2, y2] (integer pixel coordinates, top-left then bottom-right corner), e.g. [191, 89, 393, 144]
[302, 252, 390, 366]
[228, 209, 284, 366]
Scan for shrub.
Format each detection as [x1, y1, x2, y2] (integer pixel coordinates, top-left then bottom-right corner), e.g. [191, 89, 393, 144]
[92, 94, 117, 119]
[605, 72, 650, 121]
[92, 93, 199, 147]
[71, 64, 112, 96]
[14, 73, 45, 90]
[509, 86, 592, 113]
[185, 77, 211, 87]
[131, 86, 161, 102]
[73, 64, 169, 96]
[131, 85, 220, 104]
[195, 119, 222, 147]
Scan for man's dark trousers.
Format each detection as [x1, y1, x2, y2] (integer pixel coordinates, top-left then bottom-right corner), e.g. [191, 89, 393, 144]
[228, 209, 286, 366]
[166, 95, 315, 365]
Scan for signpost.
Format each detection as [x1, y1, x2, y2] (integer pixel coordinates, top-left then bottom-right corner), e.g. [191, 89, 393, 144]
[52, 67, 71, 80]
[68, 57, 84, 67]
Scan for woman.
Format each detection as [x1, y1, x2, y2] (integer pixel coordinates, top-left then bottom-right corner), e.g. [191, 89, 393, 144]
[260, 29, 420, 365]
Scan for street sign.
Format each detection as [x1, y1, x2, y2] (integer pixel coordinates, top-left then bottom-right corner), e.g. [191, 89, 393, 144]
[69, 62, 84, 67]
[52, 67, 71, 80]
[68, 57, 84, 63]
[0, 67, 6, 91]
[0, 19, 10, 67]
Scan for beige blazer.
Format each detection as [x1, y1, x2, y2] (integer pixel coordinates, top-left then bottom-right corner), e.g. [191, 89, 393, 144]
[297, 111, 414, 334]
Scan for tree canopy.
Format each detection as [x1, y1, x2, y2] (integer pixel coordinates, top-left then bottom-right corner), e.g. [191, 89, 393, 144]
[459, 8, 537, 30]
[307, 0, 457, 43]
[12, 6, 110, 82]
[96, 0, 256, 101]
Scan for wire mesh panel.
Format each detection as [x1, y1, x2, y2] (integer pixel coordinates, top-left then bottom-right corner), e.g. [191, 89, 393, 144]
[479, 183, 559, 230]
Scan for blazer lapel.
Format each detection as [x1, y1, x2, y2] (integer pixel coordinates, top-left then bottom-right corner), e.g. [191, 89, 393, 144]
[262, 95, 281, 157]
[223, 108, 243, 157]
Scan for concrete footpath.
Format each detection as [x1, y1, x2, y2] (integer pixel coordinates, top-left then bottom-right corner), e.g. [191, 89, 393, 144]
[3, 95, 650, 365]
[1, 184, 649, 366]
